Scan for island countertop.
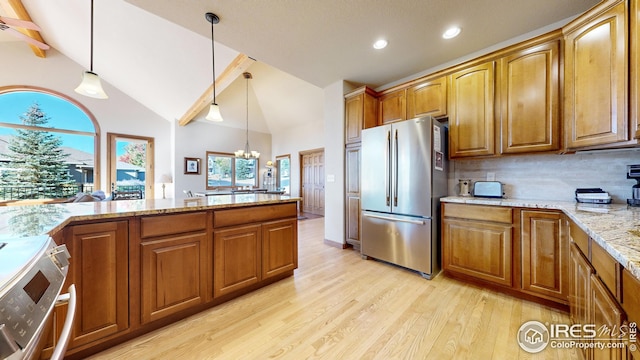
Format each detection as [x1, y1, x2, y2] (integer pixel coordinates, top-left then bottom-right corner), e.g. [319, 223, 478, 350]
[0, 194, 299, 240]
[441, 196, 640, 282]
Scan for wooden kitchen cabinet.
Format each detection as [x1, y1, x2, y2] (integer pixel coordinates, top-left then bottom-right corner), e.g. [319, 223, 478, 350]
[442, 204, 513, 286]
[64, 221, 129, 348]
[406, 76, 447, 119]
[569, 243, 592, 341]
[213, 224, 262, 298]
[345, 143, 361, 249]
[631, 0, 640, 140]
[345, 86, 378, 144]
[448, 61, 496, 158]
[139, 212, 209, 324]
[499, 40, 561, 154]
[591, 273, 626, 360]
[379, 88, 406, 124]
[262, 218, 298, 279]
[564, 0, 629, 149]
[520, 210, 569, 303]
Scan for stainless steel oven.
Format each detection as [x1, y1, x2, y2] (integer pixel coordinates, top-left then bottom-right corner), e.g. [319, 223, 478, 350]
[0, 236, 76, 360]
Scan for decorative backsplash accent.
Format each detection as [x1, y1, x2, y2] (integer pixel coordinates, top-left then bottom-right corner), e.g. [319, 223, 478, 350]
[450, 148, 640, 203]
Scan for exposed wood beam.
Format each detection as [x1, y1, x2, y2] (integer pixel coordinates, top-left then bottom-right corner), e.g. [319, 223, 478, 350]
[0, 0, 47, 57]
[178, 54, 255, 126]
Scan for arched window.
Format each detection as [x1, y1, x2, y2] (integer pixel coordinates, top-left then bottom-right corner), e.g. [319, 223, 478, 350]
[0, 86, 100, 200]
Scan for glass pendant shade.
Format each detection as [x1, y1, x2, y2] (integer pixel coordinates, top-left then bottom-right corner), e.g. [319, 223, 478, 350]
[75, 71, 108, 99]
[205, 102, 223, 122]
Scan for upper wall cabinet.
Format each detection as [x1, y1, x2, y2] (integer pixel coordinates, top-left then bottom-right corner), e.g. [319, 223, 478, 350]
[406, 76, 447, 119]
[379, 89, 406, 124]
[564, 0, 630, 149]
[448, 61, 496, 158]
[499, 40, 561, 154]
[345, 87, 378, 144]
[630, 0, 640, 139]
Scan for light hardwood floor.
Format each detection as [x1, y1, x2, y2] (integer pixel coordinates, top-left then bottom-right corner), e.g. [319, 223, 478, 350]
[88, 218, 578, 360]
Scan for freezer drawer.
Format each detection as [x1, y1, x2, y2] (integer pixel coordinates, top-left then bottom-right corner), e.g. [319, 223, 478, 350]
[361, 211, 434, 276]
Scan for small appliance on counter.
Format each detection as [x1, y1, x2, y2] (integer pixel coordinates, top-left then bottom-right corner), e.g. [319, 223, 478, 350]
[575, 188, 612, 204]
[628, 164, 640, 207]
[472, 181, 504, 198]
[458, 179, 472, 197]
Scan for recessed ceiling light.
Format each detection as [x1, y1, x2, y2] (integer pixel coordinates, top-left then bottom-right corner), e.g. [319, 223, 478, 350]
[443, 26, 461, 39]
[373, 39, 388, 50]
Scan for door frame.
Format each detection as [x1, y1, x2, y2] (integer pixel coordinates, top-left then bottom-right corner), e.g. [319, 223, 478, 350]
[299, 148, 324, 215]
[106, 133, 155, 198]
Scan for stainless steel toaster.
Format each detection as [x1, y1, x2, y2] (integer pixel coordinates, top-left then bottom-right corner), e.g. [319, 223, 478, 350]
[473, 181, 504, 198]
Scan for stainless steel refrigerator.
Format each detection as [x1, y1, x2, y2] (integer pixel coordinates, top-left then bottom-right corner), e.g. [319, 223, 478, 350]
[360, 116, 447, 279]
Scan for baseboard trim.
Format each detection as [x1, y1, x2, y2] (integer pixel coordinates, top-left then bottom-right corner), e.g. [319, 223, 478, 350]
[324, 238, 348, 249]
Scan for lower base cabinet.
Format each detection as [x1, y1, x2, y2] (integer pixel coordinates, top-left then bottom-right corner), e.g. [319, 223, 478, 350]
[213, 224, 262, 298]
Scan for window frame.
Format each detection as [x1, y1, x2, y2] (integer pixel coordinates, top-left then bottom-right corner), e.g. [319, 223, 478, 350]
[275, 154, 291, 194]
[0, 85, 102, 190]
[206, 151, 259, 190]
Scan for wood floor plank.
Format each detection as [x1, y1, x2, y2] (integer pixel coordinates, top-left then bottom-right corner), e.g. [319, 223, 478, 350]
[88, 218, 577, 360]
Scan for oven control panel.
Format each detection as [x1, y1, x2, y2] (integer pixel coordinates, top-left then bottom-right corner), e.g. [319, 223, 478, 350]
[0, 244, 69, 358]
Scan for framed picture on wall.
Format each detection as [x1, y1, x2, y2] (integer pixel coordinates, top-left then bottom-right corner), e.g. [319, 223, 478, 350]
[184, 157, 201, 175]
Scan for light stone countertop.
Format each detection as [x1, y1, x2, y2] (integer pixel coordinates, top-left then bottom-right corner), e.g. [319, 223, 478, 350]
[0, 194, 299, 241]
[441, 196, 640, 282]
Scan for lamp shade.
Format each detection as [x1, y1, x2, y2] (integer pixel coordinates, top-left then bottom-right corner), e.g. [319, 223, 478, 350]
[159, 174, 173, 183]
[205, 103, 223, 122]
[75, 71, 108, 99]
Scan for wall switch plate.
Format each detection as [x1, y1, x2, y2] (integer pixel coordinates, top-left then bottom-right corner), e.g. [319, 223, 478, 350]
[487, 172, 496, 181]
[327, 174, 335, 182]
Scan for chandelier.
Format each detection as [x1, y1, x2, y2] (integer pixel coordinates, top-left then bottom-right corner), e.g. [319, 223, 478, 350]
[234, 72, 260, 159]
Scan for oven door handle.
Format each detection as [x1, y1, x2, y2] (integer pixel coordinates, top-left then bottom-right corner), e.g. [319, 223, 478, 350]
[50, 284, 76, 360]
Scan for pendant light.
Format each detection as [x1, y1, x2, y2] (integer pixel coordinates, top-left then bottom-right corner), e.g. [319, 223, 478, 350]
[235, 72, 260, 159]
[75, 0, 108, 99]
[205, 12, 223, 122]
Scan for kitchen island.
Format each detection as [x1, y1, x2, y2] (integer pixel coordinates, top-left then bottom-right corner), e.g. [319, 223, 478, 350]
[0, 194, 299, 360]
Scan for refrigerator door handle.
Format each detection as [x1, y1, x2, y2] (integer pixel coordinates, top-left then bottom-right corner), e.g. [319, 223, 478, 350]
[363, 212, 426, 225]
[385, 130, 391, 206]
[393, 129, 399, 207]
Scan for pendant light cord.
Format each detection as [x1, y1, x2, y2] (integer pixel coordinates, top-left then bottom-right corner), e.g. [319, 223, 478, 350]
[211, 19, 216, 104]
[245, 74, 249, 149]
[89, 0, 94, 72]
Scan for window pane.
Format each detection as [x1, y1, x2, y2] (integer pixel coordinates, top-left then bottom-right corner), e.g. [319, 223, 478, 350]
[207, 155, 232, 187]
[235, 158, 257, 187]
[277, 158, 290, 194]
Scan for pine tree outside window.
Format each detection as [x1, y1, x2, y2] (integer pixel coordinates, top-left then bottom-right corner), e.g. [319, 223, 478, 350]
[0, 86, 100, 201]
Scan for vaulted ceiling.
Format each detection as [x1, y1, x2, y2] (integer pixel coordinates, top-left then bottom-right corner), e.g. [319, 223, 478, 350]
[1, 0, 600, 134]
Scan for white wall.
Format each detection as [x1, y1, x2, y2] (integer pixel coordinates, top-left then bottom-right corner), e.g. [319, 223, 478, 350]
[323, 80, 347, 245]
[1, 42, 172, 197]
[452, 148, 640, 203]
[173, 120, 272, 198]
[271, 120, 324, 197]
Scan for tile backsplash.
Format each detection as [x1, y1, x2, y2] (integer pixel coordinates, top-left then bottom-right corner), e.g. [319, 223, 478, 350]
[450, 148, 640, 203]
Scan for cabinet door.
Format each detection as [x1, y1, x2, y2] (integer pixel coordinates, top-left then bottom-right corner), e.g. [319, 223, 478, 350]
[500, 41, 560, 153]
[345, 144, 361, 247]
[449, 61, 496, 158]
[521, 210, 568, 302]
[379, 89, 406, 124]
[262, 219, 298, 279]
[591, 274, 625, 360]
[569, 243, 592, 327]
[442, 218, 512, 286]
[213, 224, 261, 298]
[406, 77, 447, 119]
[345, 89, 378, 143]
[66, 221, 129, 348]
[140, 232, 208, 323]
[564, 1, 628, 149]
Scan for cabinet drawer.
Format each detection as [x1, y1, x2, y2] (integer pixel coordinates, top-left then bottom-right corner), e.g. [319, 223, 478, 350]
[443, 203, 512, 223]
[622, 269, 640, 325]
[591, 240, 619, 299]
[140, 212, 207, 238]
[569, 221, 589, 257]
[214, 203, 297, 228]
